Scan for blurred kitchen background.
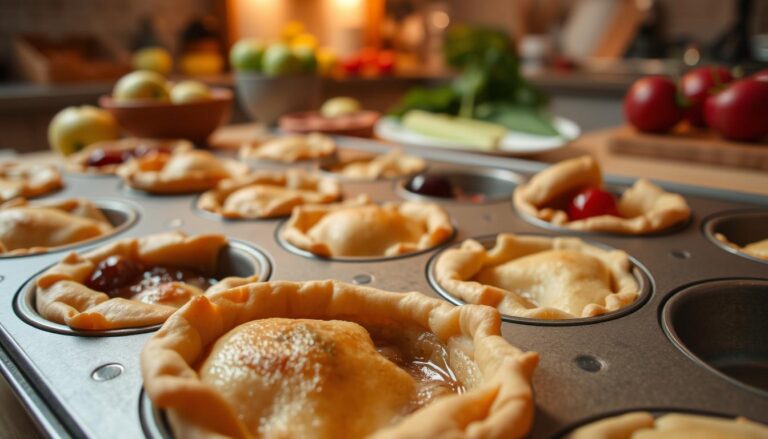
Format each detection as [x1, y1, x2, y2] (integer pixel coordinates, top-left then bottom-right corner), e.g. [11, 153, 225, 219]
[1, 0, 767, 151]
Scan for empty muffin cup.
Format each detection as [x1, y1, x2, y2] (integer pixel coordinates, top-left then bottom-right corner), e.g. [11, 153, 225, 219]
[14, 240, 271, 336]
[662, 279, 768, 395]
[0, 198, 139, 259]
[703, 210, 768, 264]
[398, 167, 522, 204]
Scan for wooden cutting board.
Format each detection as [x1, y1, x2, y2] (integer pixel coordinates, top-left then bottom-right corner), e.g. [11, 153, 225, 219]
[608, 125, 768, 171]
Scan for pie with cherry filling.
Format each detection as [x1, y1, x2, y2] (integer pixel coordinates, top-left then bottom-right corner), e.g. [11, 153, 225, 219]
[67, 138, 191, 175]
[0, 198, 113, 255]
[434, 233, 639, 319]
[325, 149, 426, 180]
[0, 162, 62, 203]
[239, 133, 336, 163]
[35, 232, 259, 330]
[513, 156, 691, 234]
[197, 169, 341, 219]
[117, 148, 249, 194]
[282, 196, 454, 257]
[567, 411, 768, 439]
[141, 280, 539, 439]
[714, 234, 768, 261]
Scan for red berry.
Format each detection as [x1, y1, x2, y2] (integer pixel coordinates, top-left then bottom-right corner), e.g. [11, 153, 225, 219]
[624, 77, 683, 133]
[406, 174, 454, 198]
[86, 149, 130, 167]
[567, 187, 622, 221]
[680, 66, 733, 127]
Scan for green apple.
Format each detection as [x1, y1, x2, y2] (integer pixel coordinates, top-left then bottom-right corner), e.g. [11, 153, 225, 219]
[320, 97, 361, 118]
[230, 38, 265, 72]
[113, 70, 169, 102]
[48, 106, 120, 156]
[132, 47, 173, 75]
[293, 46, 317, 74]
[170, 80, 212, 104]
[262, 43, 301, 76]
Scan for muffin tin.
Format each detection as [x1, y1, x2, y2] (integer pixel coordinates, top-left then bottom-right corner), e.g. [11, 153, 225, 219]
[0, 136, 766, 438]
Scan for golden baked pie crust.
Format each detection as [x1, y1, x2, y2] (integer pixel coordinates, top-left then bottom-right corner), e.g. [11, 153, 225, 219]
[327, 150, 426, 180]
[141, 280, 539, 439]
[0, 198, 113, 255]
[434, 233, 639, 319]
[240, 133, 337, 163]
[35, 232, 259, 330]
[567, 411, 768, 438]
[118, 149, 249, 194]
[0, 162, 62, 203]
[513, 156, 691, 234]
[67, 138, 192, 175]
[197, 169, 341, 219]
[281, 196, 454, 257]
[714, 233, 768, 261]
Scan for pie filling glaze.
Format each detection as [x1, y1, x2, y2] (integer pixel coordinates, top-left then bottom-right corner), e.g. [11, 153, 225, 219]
[434, 233, 639, 319]
[0, 198, 113, 255]
[117, 148, 249, 194]
[240, 133, 337, 163]
[325, 150, 426, 180]
[141, 280, 538, 439]
[67, 138, 191, 174]
[513, 156, 691, 234]
[0, 162, 62, 203]
[35, 232, 259, 330]
[282, 196, 454, 258]
[567, 411, 768, 439]
[197, 169, 341, 219]
[714, 234, 768, 260]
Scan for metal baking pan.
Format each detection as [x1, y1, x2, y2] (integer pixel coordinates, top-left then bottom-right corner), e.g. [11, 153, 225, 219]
[0, 135, 766, 438]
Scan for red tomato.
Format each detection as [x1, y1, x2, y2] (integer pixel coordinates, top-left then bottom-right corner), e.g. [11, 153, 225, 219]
[376, 51, 395, 75]
[341, 56, 362, 75]
[624, 77, 683, 133]
[680, 66, 733, 127]
[753, 69, 768, 81]
[704, 79, 768, 142]
[358, 47, 378, 66]
[567, 187, 622, 221]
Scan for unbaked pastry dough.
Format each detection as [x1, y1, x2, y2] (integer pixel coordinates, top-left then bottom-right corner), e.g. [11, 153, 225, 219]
[326, 150, 426, 180]
[567, 411, 768, 439]
[35, 231, 260, 330]
[715, 234, 768, 261]
[197, 169, 341, 219]
[68, 138, 192, 175]
[118, 148, 249, 194]
[0, 162, 62, 203]
[434, 233, 639, 319]
[282, 196, 454, 257]
[240, 133, 336, 163]
[0, 198, 113, 255]
[141, 280, 539, 439]
[513, 156, 691, 234]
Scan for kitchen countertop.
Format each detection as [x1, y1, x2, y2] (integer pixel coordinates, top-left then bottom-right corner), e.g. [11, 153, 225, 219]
[0, 123, 765, 438]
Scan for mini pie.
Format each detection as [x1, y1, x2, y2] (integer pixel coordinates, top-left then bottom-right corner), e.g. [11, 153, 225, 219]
[0, 162, 62, 203]
[715, 234, 768, 261]
[434, 233, 639, 319]
[117, 148, 249, 194]
[325, 149, 426, 180]
[0, 198, 113, 255]
[141, 280, 539, 439]
[239, 133, 337, 163]
[282, 196, 454, 257]
[567, 411, 768, 438]
[197, 169, 341, 219]
[35, 231, 260, 330]
[67, 138, 192, 175]
[514, 156, 691, 234]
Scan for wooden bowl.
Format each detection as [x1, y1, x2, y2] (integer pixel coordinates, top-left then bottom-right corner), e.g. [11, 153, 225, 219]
[279, 110, 381, 138]
[99, 88, 232, 143]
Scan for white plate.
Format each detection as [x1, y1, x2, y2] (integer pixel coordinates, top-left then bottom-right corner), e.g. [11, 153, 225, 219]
[374, 115, 580, 156]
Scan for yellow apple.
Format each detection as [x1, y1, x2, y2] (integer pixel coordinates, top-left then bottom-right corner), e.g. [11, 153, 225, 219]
[170, 80, 212, 104]
[320, 97, 361, 118]
[48, 106, 120, 156]
[132, 47, 173, 75]
[113, 70, 169, 102]
[180, 52, 223, 76]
